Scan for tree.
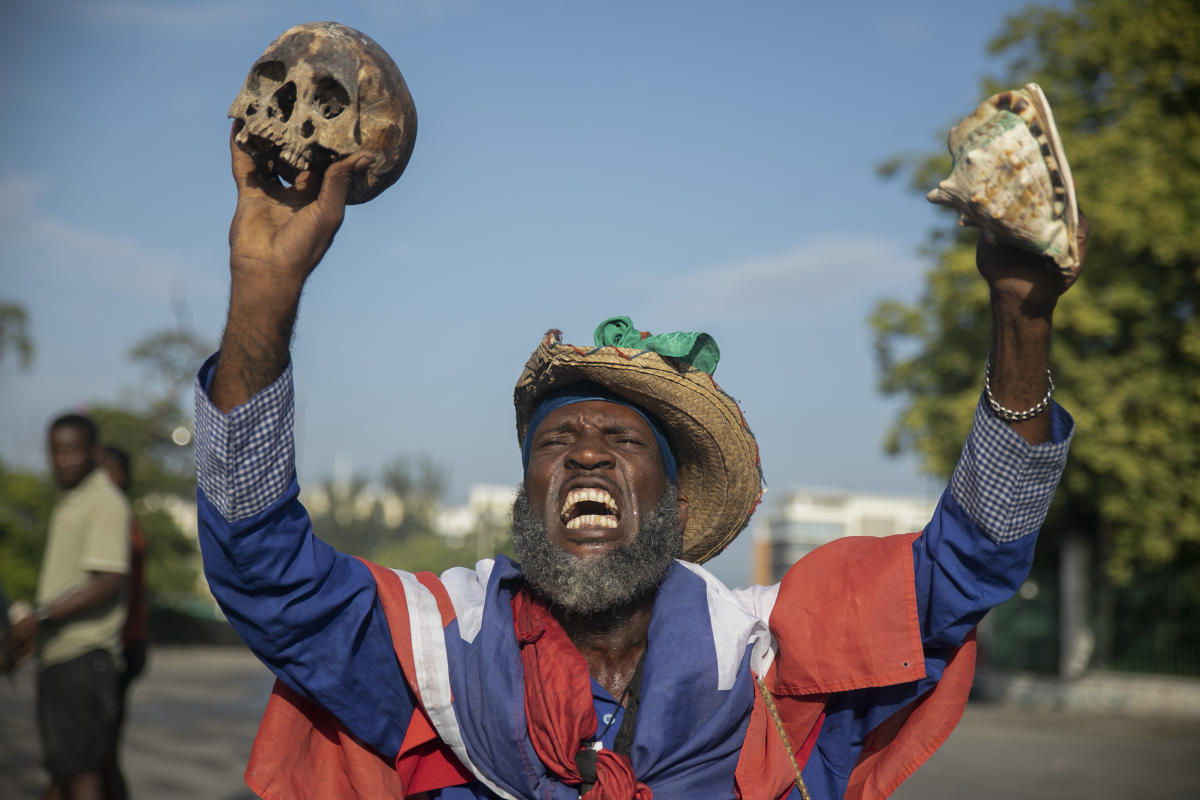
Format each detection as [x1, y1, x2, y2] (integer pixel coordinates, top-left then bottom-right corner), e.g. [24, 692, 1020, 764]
[93, 325, 213, 599]
[382, 455, 448, 534]
[129, 327, 213, 418]
[871, 0, 1200, 582]
[0, 466, 56, 601]
[0, 301, 34, 370]
[0, 301, 41, 597]
[302, 454, 514, 575]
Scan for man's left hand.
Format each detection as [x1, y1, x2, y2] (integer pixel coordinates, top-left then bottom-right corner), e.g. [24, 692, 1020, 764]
[977, 212, 1090, 316]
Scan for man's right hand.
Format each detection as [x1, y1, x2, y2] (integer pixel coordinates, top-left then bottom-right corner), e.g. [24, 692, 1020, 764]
[228, 120, 371, 292]
[212, 122, 373, 412]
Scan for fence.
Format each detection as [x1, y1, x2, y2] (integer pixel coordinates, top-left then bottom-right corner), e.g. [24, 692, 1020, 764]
[982, 560, 1200, 678]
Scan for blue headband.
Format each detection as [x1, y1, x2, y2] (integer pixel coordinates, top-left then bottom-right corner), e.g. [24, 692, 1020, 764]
[521, 382, 678, 484]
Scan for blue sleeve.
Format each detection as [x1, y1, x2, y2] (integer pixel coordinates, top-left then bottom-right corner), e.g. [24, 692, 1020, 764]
[918, 395, 1073, 647]
[804, 395, 1074, 791]
[193, 354, 417, 759]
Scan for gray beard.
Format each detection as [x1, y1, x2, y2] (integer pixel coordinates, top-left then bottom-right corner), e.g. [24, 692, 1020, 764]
[510, 483, 683, 616]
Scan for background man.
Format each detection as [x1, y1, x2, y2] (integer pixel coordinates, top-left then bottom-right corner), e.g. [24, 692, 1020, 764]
[10, 414, 131, 800]
[195, 125, 1083, 798]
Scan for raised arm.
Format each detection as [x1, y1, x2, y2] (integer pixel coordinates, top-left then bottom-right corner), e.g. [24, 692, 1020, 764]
[798, 224, 1092, 790]
[913, 217, 1090, 646]
[976, 213, 1089, 444]
[211, 121, 372, 412]
[193, 126, 421, 758]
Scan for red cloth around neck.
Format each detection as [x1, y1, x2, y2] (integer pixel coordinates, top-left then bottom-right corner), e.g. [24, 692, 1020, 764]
[511, 587, 652, 799]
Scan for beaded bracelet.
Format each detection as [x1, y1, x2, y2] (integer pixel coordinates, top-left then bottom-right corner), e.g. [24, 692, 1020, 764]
[984, 360, 1054, 422]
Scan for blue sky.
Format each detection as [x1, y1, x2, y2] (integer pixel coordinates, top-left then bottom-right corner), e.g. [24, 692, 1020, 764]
[0, 1, 1058, 583]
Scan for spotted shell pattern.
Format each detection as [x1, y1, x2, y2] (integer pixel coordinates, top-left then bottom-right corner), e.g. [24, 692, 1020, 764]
[927, 83, 1079, 273]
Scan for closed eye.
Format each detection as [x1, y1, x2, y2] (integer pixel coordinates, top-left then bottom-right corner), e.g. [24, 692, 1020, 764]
[612, 435, 646, 447]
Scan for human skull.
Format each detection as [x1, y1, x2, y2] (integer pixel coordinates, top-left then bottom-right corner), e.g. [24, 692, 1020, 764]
[228, 21, 416, 204]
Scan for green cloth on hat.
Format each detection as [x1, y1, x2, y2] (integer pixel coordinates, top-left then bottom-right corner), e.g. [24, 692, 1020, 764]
[593, 316, 721, 376]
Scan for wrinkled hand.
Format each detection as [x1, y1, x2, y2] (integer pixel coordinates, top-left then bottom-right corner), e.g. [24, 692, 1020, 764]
[227, 120, 373, 293]
[977, 211, 1090, 316]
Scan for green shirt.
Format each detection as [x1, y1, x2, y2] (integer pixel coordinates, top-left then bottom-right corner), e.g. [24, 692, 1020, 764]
[36, 467, 131, 667]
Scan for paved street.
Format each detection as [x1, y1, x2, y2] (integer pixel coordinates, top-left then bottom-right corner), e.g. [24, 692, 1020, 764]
[1, 647, 270, 800]
[891, 702, 1200, 799]
[3, 645, 1199, 798]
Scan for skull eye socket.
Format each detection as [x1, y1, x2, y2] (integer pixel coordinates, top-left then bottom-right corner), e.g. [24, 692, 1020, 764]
[248, 60, 287, 92]
[310, 77, 349, 119]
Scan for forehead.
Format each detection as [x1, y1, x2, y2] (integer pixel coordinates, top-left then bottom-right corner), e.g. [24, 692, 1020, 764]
[49, 424, 91, 448]
[535, 399, 655, 435]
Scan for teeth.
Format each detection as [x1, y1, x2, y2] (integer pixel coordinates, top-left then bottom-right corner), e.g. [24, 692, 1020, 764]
[559, 488, 620, 529]
[565, 515, 619, 530]
[559, 488, 618, 519]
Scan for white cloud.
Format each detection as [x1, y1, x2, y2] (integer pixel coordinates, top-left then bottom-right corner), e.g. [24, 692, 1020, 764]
[643, 236, 924, 325]
[0, 176, 223, 304]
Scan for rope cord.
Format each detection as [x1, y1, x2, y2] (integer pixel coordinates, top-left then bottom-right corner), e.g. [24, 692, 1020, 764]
[755, 677, 812, 800]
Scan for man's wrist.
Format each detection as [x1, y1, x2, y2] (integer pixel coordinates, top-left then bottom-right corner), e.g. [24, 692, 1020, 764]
[990, 287, 1056, 325]
[229, 270, 306, 306]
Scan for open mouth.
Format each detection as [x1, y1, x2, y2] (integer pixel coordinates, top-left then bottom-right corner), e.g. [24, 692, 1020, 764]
[559, 487, 620, 530]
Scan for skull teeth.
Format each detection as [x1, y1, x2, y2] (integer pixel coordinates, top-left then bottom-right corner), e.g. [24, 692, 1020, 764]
[237, 120, 311, 171]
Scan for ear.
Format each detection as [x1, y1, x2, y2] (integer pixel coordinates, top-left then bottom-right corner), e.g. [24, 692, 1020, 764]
[675, 492, 689, 532]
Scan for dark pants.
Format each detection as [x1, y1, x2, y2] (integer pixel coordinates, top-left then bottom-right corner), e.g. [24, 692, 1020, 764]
[37, 649, 120, 780]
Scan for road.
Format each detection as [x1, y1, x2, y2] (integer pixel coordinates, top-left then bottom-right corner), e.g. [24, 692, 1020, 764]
[1, 647, 269, 800]
[2, 646, 1198, 798]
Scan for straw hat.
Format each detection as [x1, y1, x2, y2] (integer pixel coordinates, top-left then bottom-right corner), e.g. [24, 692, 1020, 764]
[514, 328, 763, 564]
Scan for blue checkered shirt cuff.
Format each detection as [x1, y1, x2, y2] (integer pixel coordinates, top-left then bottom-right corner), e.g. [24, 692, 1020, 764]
[949, 393, 1074, 543]
[194, 353, 296, 522]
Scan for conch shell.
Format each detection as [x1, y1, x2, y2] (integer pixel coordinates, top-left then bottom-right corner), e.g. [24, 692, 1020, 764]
[927, 83, 1079, 273]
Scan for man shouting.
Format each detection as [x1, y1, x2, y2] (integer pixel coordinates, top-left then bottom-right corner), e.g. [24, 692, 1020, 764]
[196, 120, 1084, 798]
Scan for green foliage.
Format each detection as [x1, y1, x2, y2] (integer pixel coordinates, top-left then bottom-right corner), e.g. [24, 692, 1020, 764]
[382, 455, 448, 529]
[128, 327, 213, 419]
[371, 531, 492, 576]
[0, 301, 34, 370]
[871, 0, 1200, 581]
[0, 465, 56, 602]
[89, 405, 196, 498]
[138, 508, 201, 599]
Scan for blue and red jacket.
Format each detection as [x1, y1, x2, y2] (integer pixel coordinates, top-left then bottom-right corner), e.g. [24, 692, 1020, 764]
[194, 357, 1073, 798]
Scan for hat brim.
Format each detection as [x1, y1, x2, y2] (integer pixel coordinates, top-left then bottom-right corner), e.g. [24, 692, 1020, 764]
[515, 330, 762, 563]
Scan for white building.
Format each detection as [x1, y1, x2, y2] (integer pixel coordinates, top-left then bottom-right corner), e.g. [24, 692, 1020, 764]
[437, 484, 518, 546]
[753, 487, 936, 584]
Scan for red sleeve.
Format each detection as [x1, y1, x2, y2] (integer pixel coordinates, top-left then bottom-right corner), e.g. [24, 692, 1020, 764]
[243, 561, 475, 799]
